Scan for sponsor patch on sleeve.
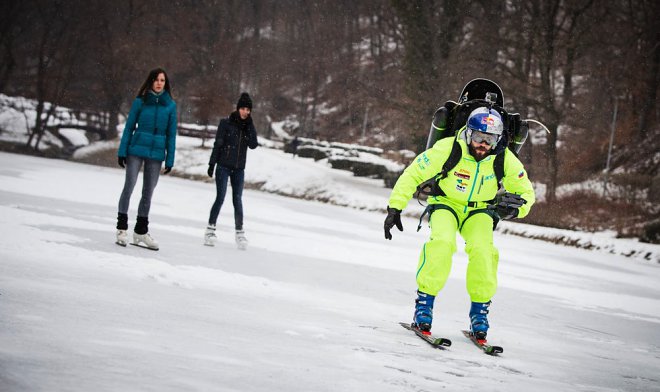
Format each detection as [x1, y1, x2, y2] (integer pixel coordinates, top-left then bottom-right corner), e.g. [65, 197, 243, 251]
[518, 170, 525, 179]
[417, 153, 432, 170]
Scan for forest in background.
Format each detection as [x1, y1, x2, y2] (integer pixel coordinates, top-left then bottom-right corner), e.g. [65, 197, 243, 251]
[0, 0, 658, 239]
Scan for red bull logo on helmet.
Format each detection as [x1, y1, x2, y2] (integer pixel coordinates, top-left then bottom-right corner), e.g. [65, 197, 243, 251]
[482, 116, 496, 126]
[467, 107, 503, 136]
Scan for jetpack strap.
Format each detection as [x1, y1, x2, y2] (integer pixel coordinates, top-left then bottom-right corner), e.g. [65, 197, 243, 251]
[439, 141, 462, 179]
[417, 204, 459, 232]
[493, 152, 505, 184]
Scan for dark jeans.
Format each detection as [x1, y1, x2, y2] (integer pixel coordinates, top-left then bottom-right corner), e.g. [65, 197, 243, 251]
[118, 155, 162, 218]
[208, 166, 245, 230]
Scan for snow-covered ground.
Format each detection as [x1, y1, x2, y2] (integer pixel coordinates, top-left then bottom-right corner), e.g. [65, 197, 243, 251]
[1, 151, 660, 392]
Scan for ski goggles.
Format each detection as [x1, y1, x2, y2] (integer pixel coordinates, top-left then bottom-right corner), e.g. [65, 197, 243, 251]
[468, 128, 499, 146]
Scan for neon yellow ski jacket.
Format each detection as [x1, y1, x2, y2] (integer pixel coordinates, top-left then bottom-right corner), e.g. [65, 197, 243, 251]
[389, 136, 535, 217]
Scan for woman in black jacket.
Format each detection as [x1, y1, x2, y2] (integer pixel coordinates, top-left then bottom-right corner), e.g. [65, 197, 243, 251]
[205, 92, 258, 249]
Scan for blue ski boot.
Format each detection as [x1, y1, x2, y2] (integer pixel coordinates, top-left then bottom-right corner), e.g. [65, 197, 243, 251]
[413, 290, 435, 332]
[469, 301, 491, 340]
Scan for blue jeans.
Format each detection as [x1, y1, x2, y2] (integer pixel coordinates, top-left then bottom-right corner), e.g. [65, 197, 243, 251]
[118, 155, 162, 218]
[208, 166, 245, 230]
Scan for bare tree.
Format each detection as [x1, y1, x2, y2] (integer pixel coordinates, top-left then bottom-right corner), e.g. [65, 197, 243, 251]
[1, 0, 656, 196]
[390, 0, 470, 149]
[18, 0, 88, 151]
[627, 0, 660, 140]
[0, 1, 24, 92]
[500, 0, 597, 202]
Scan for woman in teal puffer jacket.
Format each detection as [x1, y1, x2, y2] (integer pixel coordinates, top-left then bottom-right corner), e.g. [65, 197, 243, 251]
[115, 68, 177, 250]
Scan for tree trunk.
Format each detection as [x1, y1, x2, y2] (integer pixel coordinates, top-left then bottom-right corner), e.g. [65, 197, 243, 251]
[545, 119, 559, 202]
[637, 2, 660, 140]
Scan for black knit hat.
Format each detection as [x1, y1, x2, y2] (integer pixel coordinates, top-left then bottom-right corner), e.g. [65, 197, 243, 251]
[236, 92, 252, 110]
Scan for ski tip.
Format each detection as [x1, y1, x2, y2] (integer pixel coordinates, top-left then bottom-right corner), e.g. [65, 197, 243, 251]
[436, 338, 452, 347]
[401, 322, 451, 348]
[485, 345, 504, 355]
[462, 330, 503, 355]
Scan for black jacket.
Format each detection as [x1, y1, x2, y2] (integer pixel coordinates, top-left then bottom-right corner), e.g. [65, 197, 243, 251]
[209, 112, 258, 169]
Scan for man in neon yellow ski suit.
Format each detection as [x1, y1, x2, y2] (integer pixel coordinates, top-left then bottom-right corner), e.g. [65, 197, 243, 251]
[384, 107, 535, 339]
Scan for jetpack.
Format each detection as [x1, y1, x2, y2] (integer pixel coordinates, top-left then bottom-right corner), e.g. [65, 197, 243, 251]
[414, 79, 548, 201]
[425, 78, 532, 155]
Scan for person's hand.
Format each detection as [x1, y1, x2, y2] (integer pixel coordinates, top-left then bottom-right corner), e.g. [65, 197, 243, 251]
[207, 164, 215, 178]
[163, 166, 172, 174]
[490, 192, 526, 220]
[118, 157, 126, 168]
[384, 206, 403, 240]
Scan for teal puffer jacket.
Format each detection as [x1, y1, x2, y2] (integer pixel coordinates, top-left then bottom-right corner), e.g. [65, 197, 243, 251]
[118, 91, 177, 168]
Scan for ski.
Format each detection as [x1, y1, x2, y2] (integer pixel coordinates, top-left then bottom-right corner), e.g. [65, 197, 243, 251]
[400, 322, 452, 348]
[462, 330, 503, 355]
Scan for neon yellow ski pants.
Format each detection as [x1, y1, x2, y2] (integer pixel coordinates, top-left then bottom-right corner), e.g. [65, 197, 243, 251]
[416, 206, 499, 303]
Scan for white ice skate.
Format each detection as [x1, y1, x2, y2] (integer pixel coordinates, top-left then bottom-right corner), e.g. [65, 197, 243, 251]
[132, 232, 159, 250]
[204, 225, 217, 247]
[116, 229, 128, 247]
[235, 230, 248, 250]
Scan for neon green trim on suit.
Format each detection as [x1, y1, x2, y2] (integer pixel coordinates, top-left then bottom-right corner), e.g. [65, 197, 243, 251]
[389, 135, 535, 303]
[416, 244, 427, 279]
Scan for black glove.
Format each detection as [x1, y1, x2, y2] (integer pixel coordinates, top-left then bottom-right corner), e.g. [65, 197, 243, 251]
[163, 166, 172, 174]
[207, 164, 215, 178]
[118, 157, 126, 168]
[384, 206, 403, 240]
[489, 192, 527, 220]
